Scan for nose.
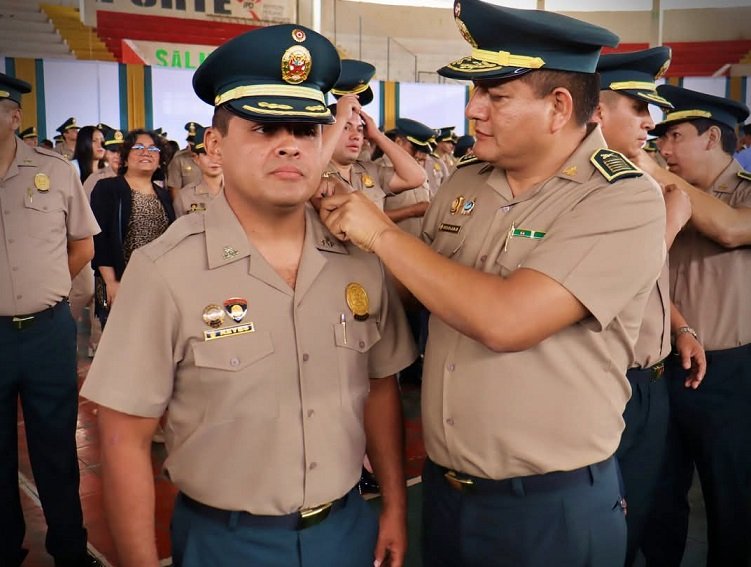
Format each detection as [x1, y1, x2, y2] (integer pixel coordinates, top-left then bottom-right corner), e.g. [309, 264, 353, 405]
[465, 89, 487, 122]
[275, 129, 301, 158]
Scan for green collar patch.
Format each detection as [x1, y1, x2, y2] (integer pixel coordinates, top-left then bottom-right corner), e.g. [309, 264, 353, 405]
[590, 149, 643, 183]
[737, 170, 751, 182]
[456, 154, 483, 168]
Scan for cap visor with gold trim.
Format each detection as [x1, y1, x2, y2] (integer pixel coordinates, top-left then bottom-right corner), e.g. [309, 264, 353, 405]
[56, 117, 78, 134]
[437, 0, 618, 81]
[19, 126, 37, 139]
[436, 126, 456, 143]
[193, 24, 340, 125]
[650, 84, 750, 137]
[192, 125, 208, 154]
[396, 117, 435, 150]
[0, 72, 31, 105]
[331, 59, 375, 106]
[597, 46, 673, 109]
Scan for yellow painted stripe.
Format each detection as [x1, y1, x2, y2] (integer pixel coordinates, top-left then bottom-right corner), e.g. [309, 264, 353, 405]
[728, 76, 743, 102]
[666, 76, 681, 86]
[14, 58, 37, 132]
[466, 84, 475, 136]
[126, 64, 146, 130]
[382, 81, 397, 131]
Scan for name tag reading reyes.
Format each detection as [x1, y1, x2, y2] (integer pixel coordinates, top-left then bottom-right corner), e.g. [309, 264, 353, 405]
[204, 322, 255, 341]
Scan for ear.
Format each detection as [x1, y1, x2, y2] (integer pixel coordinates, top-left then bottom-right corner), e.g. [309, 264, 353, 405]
[548, 87, 575, 133]
[591, 101, 606, 125]
[705, 124, 721, 150]
[204, 127, 221, 158]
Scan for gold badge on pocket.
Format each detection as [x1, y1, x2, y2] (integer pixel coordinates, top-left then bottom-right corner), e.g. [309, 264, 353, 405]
[345, 282, 370, 321]
[34, 173, 50, 192]
[202, 304, 225, 328]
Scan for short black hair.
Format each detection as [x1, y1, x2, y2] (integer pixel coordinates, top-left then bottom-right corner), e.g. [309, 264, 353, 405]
[117, 129, 165, 175]
[518, 69, 600, 126]
[691, 118, 737, 155]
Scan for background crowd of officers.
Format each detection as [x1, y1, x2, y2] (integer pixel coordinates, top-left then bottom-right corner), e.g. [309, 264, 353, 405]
[1, 0, 750, 565]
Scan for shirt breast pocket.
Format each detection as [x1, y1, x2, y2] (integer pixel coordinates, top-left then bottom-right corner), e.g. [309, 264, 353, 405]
[333, 318, 382, 411]
[191, 330, 277, 420]
[494, 237, 544, 277]
[24, 190, 66, 242]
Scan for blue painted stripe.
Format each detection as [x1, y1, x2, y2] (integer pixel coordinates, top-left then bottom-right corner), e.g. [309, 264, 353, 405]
[35, 59, 46, 140]
[464, 85, 470, 135]
[144, 65, 153, 129]
[379, 81, 385, 129]
[118, 63, 128, 130]
[5, 57, 15, 76]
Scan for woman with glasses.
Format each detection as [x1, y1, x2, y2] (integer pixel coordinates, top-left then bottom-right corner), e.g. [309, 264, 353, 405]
[90, 130, 176, 328]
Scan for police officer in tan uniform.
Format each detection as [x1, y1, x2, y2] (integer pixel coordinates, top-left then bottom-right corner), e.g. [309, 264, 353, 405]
[320, 1, 667, 564]
[634, 85, 751, 567]
[173, 125, 223, 217]
[0, 73, 101, 567]
[166, 122, 202, 199]
[82, 127, 123, 198]
[18, 126, 37, 147]
[55, 117, 78, 160]
[81, 24, 416, 567]
[592, 47, 706, 567]
[434, 127, 457, 171]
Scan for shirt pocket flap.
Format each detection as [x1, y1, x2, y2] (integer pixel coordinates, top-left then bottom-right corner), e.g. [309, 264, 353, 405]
[193, 330, 274, 371]
[333, 319, 382, 353]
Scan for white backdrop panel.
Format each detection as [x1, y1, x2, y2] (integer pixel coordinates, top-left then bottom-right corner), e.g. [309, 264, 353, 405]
[151, 66, 214, 144]
[43, 60, 112, 134]
[398, 83, 467, 135]
[682, 77, 726, 98]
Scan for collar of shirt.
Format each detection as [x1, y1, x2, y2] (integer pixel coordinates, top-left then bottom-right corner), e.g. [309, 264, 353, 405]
[711, 158, 744, 194]
[3, 137, 38, 182]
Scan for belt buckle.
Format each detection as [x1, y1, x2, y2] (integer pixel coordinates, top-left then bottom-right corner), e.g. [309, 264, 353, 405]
[651, 362, 665, 381]
[444, 470, 474, 493]
[298, 501, 333, 530]
[11, 316, 34, 330]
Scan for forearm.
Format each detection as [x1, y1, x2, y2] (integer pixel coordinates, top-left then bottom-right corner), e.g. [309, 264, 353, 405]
[670, 301, 690, 334]
[375, 134, 426, 191]
[67, 237, 94, 278]
[364, 376, 406, 515]
[385, 201, 429, 223]
[99, 413, 160, 567]
[98, 265, 118, 286]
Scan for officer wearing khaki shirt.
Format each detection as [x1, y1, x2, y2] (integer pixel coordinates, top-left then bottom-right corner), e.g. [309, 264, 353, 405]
[0, 74, 101, 567]
[434, 127, 457, 171]
[173, 125, 223, 217]
[320, 1, 666, 564]
[81, 24, 416, 567]
[55, 117, 78, 160]
[591, 47, 707, 567]
[635, 86, 751, 567]
[165, 122, 203, 198]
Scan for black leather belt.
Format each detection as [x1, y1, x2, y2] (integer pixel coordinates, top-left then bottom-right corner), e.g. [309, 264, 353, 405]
[627, 360, 665, 384]
[436, 457, 613, 495]
[179, 490, 350, 531]
[1, 300, 67, 330]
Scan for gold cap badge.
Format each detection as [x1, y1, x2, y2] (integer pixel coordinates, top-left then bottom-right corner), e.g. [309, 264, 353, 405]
[281, 45, 312, 85]
[345, 282, 370, 321]
[34, 173, 50, 192]
[362, 174, 374, 188]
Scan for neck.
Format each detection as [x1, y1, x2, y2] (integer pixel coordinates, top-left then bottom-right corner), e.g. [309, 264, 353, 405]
[694, 154, 734, 191]
[64, 140, 75, 151]
[204, 174, 223, 195]
[333, 160, 353, 180]
[0, 135, 18, 179]
[124, 170, 154, 190]
[505, 127, 587, 197]
[225, 188, 307, 243]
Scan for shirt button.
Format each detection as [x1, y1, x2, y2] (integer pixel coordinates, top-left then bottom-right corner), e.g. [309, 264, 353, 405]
[447, 363, 455, 372]
[16, 295, 22, 300]
[8, 239, 14, 244]
[307, 409, 315, 418]
[3, 210, 9, 215]
[309, 462, 317, 470]
[229, 357, 240, 367]
[358, 340, 365, 348]
[12, 266, 18, 271]
[446, 418, 455, 426]
[480, 255, 487, 263]
[302, 353, 309, 362]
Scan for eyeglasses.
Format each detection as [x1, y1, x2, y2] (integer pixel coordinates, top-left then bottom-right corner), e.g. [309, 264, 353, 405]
[131, 144, 161, 153]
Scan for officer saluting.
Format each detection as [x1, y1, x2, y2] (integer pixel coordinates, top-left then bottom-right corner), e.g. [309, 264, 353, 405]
[81, 24, 416, 567]
[0, 74, 101, 566]
[320, 1, 666, 565]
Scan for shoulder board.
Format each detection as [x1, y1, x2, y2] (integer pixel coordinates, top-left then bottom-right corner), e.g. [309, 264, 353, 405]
[590, 149, 643, 183]
[456, 154, 483, 169]
[140, 214, 205, 261]
[737, 170, 751, 182]
[33, 146, 71, 164]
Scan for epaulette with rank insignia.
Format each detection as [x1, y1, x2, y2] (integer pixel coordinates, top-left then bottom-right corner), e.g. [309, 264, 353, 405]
[34, 145, 72, 164]
[590, 149, 643, 183]
[456, 154, 483, 168]
[737, 170, 751, 182]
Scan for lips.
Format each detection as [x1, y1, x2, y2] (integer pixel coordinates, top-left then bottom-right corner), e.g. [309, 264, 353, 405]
[271, 166, 303, 179]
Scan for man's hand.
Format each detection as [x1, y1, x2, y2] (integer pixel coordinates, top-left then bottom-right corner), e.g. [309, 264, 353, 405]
[361, 110, 380, 141]
[335, 93, 362, 123]
[632, 149, 661, 177]
[675, 332, 706, 389]
[373, 506, 407, 567]
[320, 192, 397, 252]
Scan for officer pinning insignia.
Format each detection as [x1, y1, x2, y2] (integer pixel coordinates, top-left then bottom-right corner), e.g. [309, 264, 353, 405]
[345, 282, 370, 321]
[738, 170, 751, 182]
[223, 298, 248, 322]
[202, 304, 225, 328]
[222, 246, 239, 259]
[450, 196, 465, 215]
[362, 173, 375, 188]
[34, 173, 50, 192]
[590, 149, 643, 183]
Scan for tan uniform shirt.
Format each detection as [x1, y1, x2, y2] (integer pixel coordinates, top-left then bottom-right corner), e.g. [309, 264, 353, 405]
[669, 159, 751, 351]
[56, 144, 75, 161]
[173, 179, 222, 218]
[166, 148, 202, 190]
[81, 193, 416, 514]
[425, 154, 449, 196]
[632, 262, 672, 369]
[82, 165, 117, 199]
[0, 139, 100, 315]
[384, 182, 431, 238]
[420, 126, 666, 480]
[326, 160, 393, 211]
[439, 152, 456, 172]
